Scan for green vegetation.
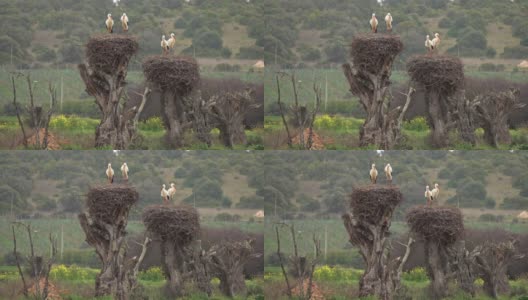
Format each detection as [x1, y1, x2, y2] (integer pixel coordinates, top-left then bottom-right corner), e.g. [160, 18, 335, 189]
[264, 265, 528, 299]
[263, 0, 528, 66]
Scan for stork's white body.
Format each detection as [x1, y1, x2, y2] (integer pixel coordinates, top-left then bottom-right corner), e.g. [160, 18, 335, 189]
[121, 13, 129, 32]
[161, 184, 169, 204]
[425, 185, 433, 205]
[385, 13, 393, 31]
[431, 183, 440, 201]
[161, 35, 169, 54]
[105, 14, 114, 33]
[120, 163, 129, 180]
[168, 183, 177, 200]
[370, 164, 378, 184]
[431, 33, 441, 50]
[167, 33, 176, 50]
[106, 163, 114, 183]
[384, 163, 393, 182]
[370, 14, 378, 33]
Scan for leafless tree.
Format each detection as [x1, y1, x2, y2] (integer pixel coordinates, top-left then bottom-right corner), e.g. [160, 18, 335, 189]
[276, 72, 322, 150]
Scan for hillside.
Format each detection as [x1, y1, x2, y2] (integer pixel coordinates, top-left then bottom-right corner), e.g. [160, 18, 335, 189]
[263, 0, 528, 67]
[0, 0, 264, 67]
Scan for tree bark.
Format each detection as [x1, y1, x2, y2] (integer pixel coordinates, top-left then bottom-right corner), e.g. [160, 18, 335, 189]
[161, 90, 188, 148]
[425, 91, 450, 148]
[424, 240, 449, 299]
[79, 63, 139, 149]
[161, 240, 186, 297]
[448, 90, 476, 146]
[448, 241, 476, 296]
[342, 64, 413, 149]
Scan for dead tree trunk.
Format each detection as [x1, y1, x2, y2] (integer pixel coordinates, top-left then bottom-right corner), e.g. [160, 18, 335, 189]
[160, 90, 190, 148]
[77, 184, 142, 299]
[473, 240, 524, 299]
[425, 90, 451, 148]
[424, 240, 449, 299]
[470, 88, 524, 147]
[204, 89, 260, 148]
[448, 90, 477, 146]
[185, 240, 213, 296]
[78, 35, 139, 149]
[161, 240, 186, 297]
[447, 240, 476, 296]
[342, 185, 408, 300]
[208, 239, 261, 297]
[186, 91, 213, 147]
[342, 35, 407, 149]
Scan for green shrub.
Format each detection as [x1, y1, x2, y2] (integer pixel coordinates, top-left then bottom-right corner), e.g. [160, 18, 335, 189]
[402, 267, 428, 282]
[403, 117, 428, 131]
[139, 117, 164, 131]
[50, 264, 98, 281]
[314, 265, 362, 281]
[139, 267, 164, 281]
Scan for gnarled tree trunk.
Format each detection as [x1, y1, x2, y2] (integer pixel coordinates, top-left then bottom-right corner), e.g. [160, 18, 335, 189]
[471, 88, 524, 147]
[161, 90, 189, 148]
[161, 240, 185, 297]
[448, 240, 476, 296]
[448, 90, 477, 146]
[425, 91, 450, 148]
[424, 240, 449, 299]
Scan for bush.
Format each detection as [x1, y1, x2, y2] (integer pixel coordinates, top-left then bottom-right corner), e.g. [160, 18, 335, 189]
[214, 212, 241, 222]
[50, 264, 99, 281]
[478, 213, 504, 222]
[501, 196, 528, 209]
[214, 63, 241, 72]
[49, 115, 99, 131]
[403, 117, 428, 131]
[402, 267, 428, 282]
[139, 266, 164, 281]
[479, 63, 505, 72]
[138, 117, 164, 131]
[502, 46, 528, 59]
[314, 265, 362, 281]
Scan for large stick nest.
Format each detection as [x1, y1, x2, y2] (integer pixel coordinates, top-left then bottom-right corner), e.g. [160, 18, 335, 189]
[142, 204, 200, 245]
[406, 205, 464, 245]
[349, 34, 403, 74]
[85, 34, 138, 74]
[85, 184, 139, 224]
[349, 185, 403, 221]
[142, 55, 200, 95]
[407, 55, 464, 96]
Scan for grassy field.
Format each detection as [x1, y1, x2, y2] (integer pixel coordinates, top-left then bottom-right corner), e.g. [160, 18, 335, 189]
[263, 115, 528, 150]
[0, 265, 263, 299]
[264, 265, 528, 300]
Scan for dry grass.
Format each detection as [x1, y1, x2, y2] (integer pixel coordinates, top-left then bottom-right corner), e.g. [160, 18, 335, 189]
[222, 172, 257, 205]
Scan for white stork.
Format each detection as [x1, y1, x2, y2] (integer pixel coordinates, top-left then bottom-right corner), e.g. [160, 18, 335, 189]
[385, 13, 393, 32]
[370, 13, 378, 33]
[425, 35, 434, 53]
[120, 13, 129, 32]
[370, 164, 378, 184]
[167, 33, 176, 51]
[106, 163, 114, 184]
[425, 185, 433, 205]
[167, 183, 177, 200]
[161, 184, 170, 205]
[161, 35, 169, 55]
[105, 14, 114, 33]
[431, 33, 441, 50]
[120, 162, 129, 181]
[384, 163, 393, 183]
[431, 183, 440, 202]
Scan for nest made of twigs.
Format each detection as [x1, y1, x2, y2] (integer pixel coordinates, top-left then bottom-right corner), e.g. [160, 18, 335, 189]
[85, 184, 139, 223]
[142, 55, 200, 95]
[406, 205, 464, 245]
[142, 204, 200, 245]
[349, 34, 403, 74]
[407, 55, 464, 96]
[85, 34, 138, 74]
[349, 185, 403, 221]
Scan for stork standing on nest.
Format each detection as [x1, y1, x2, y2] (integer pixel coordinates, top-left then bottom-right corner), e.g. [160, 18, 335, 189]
[425, 35, 434, 53]
[161, 184, 170, 205]
[105, 14, 114, 33]
[120, 162, 129, 181]
[431, 33, 441, 52]
[431, 183, 440, 202]
[161, 35, 170, 55]
[370, 13, 378, 33]
[106, 163, 114, 184]
[385, 13, 393, 32]
[425, 185, 433, 205]
[370, 163, 378, 184]
[384, 163, 393, 184]
[167, 183, 177, 200]
[120, 13, 129, 32]
[167, 33, 176, 52]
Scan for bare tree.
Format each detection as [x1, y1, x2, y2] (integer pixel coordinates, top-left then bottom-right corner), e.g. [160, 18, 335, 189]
[342, 35, 411, 149]
[12, 222, 57, 300]
[470, 88, 524, 147]
[447, 240, 477, 296]
[10, 73, 57, 149]
[275, 223, 321, 300]
[472, 240, 524, 298]
[276, 72, 322, 150]
[78, 35, 140, 149]
[208, 238, 261, 297]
